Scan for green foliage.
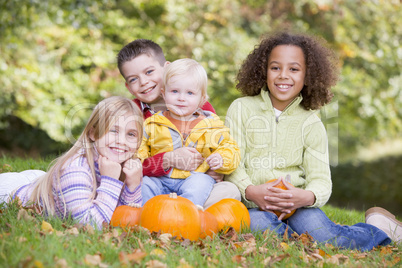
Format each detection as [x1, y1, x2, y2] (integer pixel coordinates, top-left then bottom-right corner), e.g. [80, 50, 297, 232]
[0, 0, 401, 159]
[330, 154, 402, 215]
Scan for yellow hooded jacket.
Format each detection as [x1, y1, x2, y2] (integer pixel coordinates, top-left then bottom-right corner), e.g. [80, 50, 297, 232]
[138, 111, 240, 179]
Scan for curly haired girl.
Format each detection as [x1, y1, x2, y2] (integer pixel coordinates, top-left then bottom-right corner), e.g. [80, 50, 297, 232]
[225, 32, 400, 250]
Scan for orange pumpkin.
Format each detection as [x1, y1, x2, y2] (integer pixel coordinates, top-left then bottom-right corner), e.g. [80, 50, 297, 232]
[110, 203, 142, 229]
[139, 193, 201, 241]
[266, 179, 296, 220]
[206, 198, 250, 233]
[197, 206, 219, 239]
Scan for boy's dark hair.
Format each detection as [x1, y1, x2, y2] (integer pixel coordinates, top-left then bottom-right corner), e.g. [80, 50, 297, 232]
[117, 39, 166, 78]
[236, 32, 339, 110]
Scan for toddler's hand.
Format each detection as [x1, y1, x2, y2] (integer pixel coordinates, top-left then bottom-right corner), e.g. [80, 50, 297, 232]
[206, 153, 223, 170]
[165, 147, 204, 171]
[122, 159, 142, 191]
[98, 155, 122, 179]
[206, 169, 224, 182]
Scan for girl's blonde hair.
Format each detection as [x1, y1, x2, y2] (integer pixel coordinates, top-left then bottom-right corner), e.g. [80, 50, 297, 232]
[163, 58, 209, 106]
[29, 96, 143, 217]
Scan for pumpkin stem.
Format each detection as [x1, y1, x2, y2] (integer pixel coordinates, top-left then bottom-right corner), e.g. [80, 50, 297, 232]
[128, 203, 141, 208]
[196, 205, 204, 211]
[169, 192, 178, 199]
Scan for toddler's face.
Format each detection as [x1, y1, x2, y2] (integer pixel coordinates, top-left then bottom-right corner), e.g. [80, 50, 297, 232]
[91, 113, 140, 164]
[266, 45, 306, 111]
[162, 74, 204, 121]
[122, 54, 165, 107]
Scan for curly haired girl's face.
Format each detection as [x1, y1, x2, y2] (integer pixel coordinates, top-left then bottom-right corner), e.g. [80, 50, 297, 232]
[266, 45, 306, 111]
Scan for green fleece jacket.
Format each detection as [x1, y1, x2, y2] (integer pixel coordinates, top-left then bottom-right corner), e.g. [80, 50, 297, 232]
[225, 89, 332, 209]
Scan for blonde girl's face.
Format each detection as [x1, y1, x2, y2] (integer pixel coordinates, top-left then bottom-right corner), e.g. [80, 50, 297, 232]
[90, 113, 140, 164]
[266, 45, 306, 111]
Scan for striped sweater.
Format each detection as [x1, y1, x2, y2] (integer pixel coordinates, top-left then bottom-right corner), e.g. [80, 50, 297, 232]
[13, 150, 142, 229]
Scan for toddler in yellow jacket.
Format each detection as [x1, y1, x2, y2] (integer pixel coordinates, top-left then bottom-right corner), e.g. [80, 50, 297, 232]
[138, 58, 240, 206]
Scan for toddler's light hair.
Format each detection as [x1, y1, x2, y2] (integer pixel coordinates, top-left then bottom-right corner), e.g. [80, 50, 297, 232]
[163, 58, 209, 105]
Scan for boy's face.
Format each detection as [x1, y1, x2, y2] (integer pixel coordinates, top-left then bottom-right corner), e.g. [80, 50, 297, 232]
[122, 54, 165, 105]
[162, 74, 205, 121]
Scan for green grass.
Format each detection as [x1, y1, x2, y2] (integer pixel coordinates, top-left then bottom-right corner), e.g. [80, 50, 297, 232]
[1, 156, 401, 267]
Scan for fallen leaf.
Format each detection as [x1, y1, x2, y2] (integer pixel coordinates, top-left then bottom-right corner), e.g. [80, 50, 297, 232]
[145, 260, 167, 268]
[177, 258, 193, 268]
[231, 255, 246, 264]
[34, 260, 45, 268]
[84, 254, 107, 267]
[119, 249, 147, 264]
[41, 220, 54, 233]
[17, 209, 34, 221]
[221, 227, 238, 241]
[83, 224, 95, 235]
[325, 254, 349, 265]
[380, 246, 393, 255]
[159, 233, 172, 245]
[150, 248, 166, 258]
[66, 227, 79, 236]
[386, 256, 401, 266]
[280, 242, 290, 251]
[54, 257, 69, 268]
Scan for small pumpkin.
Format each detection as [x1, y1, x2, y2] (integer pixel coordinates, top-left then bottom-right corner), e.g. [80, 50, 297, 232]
[139, 193, 201, 241]
[266, 178, 296, 220]
[206, 198, 250, 233]
[110, 203, 142, 229]
[197, 205, 219, 239]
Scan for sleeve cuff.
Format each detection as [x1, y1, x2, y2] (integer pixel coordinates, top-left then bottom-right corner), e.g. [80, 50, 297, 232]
[142, 153, 171, 177]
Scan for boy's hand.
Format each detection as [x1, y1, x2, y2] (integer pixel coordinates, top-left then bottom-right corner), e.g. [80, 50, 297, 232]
[206, 153, 223, 170]
[99, 155, 122, 179]
[122, 159, 142, 191]
[163, 147, 204, 171]
[206, 169, 224, 182]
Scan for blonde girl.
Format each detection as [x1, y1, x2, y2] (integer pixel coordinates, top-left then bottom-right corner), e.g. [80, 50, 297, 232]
[0, 96, 143, 229]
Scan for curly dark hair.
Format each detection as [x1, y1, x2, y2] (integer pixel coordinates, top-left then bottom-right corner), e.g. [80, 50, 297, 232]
[236, 32, 339, 110]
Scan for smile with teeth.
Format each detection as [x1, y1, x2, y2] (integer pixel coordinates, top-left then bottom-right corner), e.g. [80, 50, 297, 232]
[142, 85, 156, 94]
[276, 84, 292, 89]
[111, 147, 126, 153]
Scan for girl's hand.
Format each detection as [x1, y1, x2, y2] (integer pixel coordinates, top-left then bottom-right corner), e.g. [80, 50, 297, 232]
[244, 183, 291, 213]
[206, 153, 223, 170]
[99, 155, 122, 179]
[264, 177, 316, 214]
[122, 159, 142, 192]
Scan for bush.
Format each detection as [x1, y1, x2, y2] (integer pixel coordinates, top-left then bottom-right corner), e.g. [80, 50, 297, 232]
[329, 154, 402, 215]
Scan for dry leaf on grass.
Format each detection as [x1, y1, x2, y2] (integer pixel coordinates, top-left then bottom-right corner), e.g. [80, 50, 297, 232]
[41, 220, 54, 233]
[119, 249, 147, 264]
[145, 260, 168, 268]
[84, 254, 107, 267]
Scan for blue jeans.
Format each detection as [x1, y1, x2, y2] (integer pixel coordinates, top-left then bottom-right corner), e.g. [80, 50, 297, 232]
[141, 173, 215, 206]
[249, 207, 391, 251]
